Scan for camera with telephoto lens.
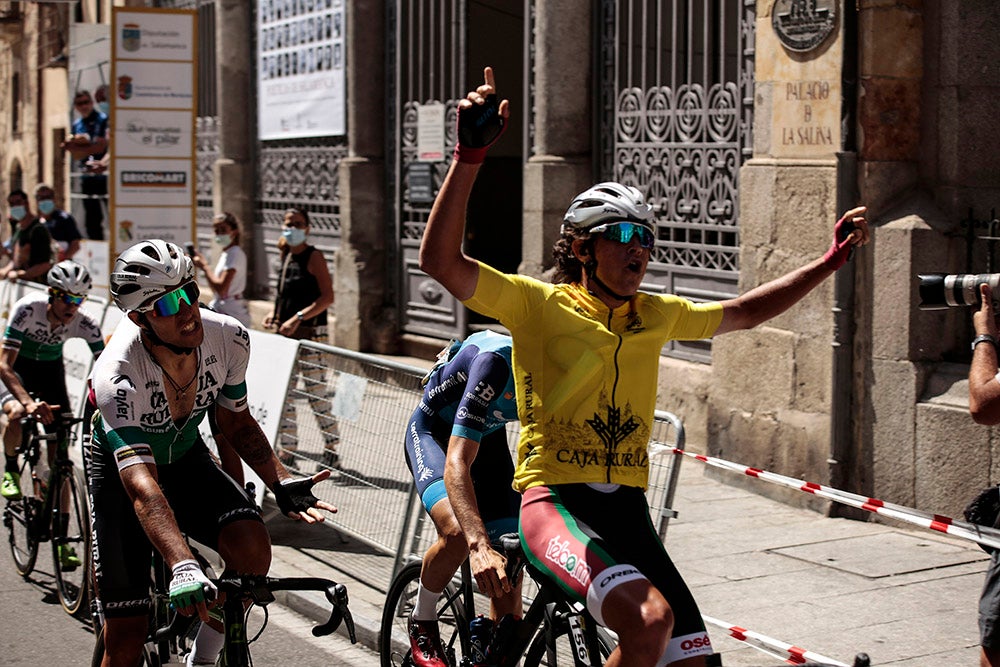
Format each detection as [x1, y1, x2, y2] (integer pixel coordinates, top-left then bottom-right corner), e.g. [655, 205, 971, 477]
[918, 273, 1000, 310]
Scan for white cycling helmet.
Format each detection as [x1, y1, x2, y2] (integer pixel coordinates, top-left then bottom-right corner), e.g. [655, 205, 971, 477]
[47, 260, 92, 296]
[110, 240, 194, 312]
[561, 182, 655, 233]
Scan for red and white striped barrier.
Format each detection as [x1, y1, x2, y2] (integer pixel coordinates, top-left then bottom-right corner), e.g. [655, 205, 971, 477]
[650, 443, 1000, 552]
[702, 614, 850, 666]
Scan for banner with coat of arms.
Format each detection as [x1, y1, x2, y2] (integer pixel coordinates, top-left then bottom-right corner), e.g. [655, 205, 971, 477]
[109, 7, 197, 261]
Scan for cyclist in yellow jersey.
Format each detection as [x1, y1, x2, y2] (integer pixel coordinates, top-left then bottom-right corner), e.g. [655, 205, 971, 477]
[419, 66, 870, 667]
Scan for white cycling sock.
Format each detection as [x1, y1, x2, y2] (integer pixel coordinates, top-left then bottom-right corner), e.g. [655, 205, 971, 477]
[411, 581, 441, 621]
[186, 623, 225, 666]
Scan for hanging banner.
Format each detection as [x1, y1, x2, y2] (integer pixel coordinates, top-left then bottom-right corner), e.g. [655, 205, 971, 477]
[110, 7, 197, 258]
[257, 0, 346, 140]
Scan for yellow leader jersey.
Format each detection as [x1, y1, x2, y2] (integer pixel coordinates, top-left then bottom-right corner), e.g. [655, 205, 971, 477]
[464, 262, 723, 492]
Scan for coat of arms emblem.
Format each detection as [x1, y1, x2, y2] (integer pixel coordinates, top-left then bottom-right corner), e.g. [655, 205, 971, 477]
[122, 23, 141, 52]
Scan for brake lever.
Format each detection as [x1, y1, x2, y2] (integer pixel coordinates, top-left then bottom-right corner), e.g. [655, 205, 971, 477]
[313, 583, 356, 643]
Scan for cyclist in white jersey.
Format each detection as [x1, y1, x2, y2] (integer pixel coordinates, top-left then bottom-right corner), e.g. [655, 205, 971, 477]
[89, 240, 337, 667]
[0, 261, 103, 570]
[0, 261, 102, 477]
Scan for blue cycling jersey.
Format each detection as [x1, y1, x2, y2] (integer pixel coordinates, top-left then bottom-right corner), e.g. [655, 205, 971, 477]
[419, 329, 517, 443]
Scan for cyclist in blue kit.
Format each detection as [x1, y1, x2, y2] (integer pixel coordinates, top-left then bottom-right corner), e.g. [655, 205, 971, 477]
[403, 330, 521, 667]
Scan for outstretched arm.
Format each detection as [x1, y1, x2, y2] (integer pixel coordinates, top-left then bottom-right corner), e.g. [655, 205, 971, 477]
[716, 206, 870, 334]
[214, 405, 337, 522]
[419, 66, 509, 301]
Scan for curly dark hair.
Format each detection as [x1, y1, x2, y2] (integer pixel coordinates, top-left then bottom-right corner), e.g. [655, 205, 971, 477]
[551, 228, 596, 284]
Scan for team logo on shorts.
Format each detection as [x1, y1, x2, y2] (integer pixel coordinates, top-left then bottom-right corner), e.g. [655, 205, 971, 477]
[545, 535, 591, 587]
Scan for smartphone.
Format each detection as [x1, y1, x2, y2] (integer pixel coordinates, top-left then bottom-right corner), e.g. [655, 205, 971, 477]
[185, 242, 196, 256]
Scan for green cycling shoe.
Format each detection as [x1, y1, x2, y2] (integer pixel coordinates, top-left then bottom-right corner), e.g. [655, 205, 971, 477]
[58, 544, 81, 571]
[1, 471, 22, 500]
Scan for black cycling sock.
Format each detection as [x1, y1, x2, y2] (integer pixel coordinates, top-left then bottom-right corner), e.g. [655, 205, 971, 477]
[56, 512, 69, 537]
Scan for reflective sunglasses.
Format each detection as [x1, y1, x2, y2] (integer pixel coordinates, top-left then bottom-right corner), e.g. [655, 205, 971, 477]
[590, 221, 656, 249]
[140, 281, 200, 317]
[50, 289, 86, 306]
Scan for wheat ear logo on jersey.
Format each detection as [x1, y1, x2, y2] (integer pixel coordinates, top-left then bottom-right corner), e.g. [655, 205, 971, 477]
[545, 536, 591, 587]
[586, 403, 639, 458]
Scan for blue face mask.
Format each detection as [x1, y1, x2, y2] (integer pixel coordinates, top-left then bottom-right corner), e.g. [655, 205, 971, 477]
[38, 200, 56, 215]
[97, 102, 110, 116]
[282, 227, 307, 246]
[9, 205, 26, 221]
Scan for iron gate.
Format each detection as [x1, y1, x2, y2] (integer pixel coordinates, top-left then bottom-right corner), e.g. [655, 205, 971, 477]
[388, 0, 467, 340]
[599, 0, 755, 362]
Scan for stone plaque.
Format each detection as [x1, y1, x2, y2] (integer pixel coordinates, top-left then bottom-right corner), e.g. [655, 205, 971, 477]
[772, 0, 838, 53]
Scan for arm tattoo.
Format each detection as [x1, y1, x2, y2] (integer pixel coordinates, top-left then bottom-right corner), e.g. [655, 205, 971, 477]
[229, 422, 274, 467]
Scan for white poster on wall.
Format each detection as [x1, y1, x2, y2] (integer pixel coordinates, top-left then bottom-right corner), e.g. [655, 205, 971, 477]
[257, 0, 346, 139]
[110, 7, 196, 259]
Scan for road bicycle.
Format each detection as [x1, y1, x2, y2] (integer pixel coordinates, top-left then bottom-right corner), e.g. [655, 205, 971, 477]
[90, 543, 357, 667]
[380, 532, 617, 667]
[3, 410, 90, 617]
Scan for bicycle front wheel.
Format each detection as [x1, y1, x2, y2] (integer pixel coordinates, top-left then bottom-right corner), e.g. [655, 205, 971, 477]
[4, 452, 40, 576]
[523, 609, 615, 667]
[53, 465, 91, 616]
[379, 560, 470, 667]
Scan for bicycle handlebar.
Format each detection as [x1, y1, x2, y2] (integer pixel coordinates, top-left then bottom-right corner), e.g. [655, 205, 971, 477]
[213, 574, 356, 643]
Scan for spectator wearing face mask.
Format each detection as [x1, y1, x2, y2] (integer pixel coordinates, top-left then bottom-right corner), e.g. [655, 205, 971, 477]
[34, 183, 82, 261]
[2, 189, 53, 284]
[263, 207, 339, 470]
[190, 212, 251, 327]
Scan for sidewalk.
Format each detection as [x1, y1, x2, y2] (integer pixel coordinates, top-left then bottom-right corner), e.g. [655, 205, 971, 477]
[264, 455, 988, 666]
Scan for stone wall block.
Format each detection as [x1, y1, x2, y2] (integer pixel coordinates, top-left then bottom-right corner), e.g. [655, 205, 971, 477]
[870, 358, 919, 506]
[871, 200, 961, 362]
[707, 403, 831, 510]
[859, 5, 922, 79]
[521, 156, 590, 276]
[858, 77, 921, 162]
[533, 1, 591, 156]
[712, 328, 796, 410]
[656, 358, 713, 451]
[753, 82, 774, 156]
[738, 162, 778, 249]
[916, 396, 987, 517]
[952, 2, 1000, 89]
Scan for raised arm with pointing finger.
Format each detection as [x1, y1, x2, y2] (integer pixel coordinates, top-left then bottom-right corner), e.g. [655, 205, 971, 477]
[419, 66, 871, 667]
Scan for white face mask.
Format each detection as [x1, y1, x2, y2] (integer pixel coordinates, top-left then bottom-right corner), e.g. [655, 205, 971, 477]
[214, 234, 232, 246]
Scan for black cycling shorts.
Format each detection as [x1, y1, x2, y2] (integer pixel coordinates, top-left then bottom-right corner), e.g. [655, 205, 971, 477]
[89, 438, 262, 618]
[403, 413, 520, 539]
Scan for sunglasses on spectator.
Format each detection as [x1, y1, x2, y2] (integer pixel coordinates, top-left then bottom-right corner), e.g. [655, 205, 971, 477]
[50, 289, 86, 306]
[138, 282, 200, 317]
[589, 221, 656, 249]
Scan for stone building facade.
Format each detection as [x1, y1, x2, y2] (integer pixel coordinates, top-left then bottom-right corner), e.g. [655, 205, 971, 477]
[2, 0, 999, 519]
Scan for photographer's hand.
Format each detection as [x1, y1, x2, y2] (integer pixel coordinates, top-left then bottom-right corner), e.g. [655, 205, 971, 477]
[974, 283, 999, 337]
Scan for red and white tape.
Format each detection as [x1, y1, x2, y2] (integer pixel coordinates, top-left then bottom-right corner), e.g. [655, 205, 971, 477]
[651, 443, 1000, 552]
[702, 614, 849, 666]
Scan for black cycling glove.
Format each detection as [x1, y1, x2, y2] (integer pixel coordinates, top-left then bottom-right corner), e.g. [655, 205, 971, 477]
[454, 94, 506, 164]
[273, 477, 321, 516]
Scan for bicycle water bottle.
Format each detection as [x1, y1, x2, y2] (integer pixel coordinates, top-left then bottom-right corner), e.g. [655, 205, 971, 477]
[468, 614, 492, 666]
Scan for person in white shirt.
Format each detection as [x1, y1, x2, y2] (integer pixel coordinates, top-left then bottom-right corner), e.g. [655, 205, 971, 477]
[191, 212, 251, 327]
